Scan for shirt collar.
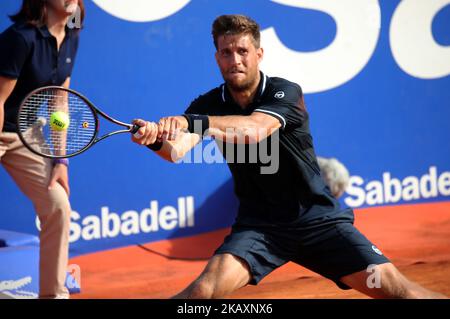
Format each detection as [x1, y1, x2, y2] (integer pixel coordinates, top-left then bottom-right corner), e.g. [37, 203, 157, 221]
[221, 71, 268, 104]
[36, 24, 74, 39]
[36, 25, 52, 38]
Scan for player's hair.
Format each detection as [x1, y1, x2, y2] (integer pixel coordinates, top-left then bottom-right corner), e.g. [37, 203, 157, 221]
[212, 14, 261, 50]
[10, 0, 85, 28]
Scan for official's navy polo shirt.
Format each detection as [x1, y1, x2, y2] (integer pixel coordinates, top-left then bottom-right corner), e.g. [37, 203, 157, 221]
[185, 72, 353, 228]
[0, 21, 79, 132]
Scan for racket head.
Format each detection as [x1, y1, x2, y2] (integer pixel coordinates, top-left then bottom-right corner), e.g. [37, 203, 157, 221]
[17, 86, 99, 158]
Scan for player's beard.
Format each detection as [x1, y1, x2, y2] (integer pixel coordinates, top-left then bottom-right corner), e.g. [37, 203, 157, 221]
[224, 69, 259, 92]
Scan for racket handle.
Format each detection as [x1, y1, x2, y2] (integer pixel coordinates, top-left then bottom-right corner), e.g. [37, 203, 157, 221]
[130, 123, 140, 134]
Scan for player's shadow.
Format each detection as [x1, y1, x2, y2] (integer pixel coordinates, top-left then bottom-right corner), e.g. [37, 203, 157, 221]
[140, 178, 238, 260]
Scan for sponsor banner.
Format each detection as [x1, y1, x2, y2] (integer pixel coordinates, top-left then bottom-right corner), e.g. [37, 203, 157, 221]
[1, 0, 449, 255]
[344, 166, 450, 208]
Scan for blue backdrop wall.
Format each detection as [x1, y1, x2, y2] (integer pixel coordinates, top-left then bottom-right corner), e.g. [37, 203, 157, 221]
[1, 0, 449, 256]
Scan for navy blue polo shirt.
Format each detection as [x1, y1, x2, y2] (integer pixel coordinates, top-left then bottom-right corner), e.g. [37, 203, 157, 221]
[185, 72, 353, 228]
[0, 21, 79, 132]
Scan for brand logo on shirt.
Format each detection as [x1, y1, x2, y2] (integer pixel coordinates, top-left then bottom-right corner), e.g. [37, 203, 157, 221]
[274, 91, 285, 99]
[66, 58, 72, 64]
[372, 245, 383, 255]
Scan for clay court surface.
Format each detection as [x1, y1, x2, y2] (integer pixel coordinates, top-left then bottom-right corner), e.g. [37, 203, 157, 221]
[71, 201, 450, 299]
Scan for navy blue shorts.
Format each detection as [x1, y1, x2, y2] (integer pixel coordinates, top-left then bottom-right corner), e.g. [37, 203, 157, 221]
[214, 221, 390, 289]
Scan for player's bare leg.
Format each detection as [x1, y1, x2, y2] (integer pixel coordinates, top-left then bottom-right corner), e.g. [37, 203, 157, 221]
[172, 253, 251, 299]
[340, 262, 448, 299]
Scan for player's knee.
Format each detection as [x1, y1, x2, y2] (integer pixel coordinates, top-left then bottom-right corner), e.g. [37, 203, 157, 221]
[377, 266, 416, 299]
[358, 264, 440, 299]
[392, 280, 445, 299]
[187, 280, 215, 299]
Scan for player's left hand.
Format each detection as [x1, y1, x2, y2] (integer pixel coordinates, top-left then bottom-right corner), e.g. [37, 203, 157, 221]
[131, 119, 159, 145]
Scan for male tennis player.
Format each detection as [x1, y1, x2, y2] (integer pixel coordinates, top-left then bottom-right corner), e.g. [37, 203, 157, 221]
[132, 15, 446, 299]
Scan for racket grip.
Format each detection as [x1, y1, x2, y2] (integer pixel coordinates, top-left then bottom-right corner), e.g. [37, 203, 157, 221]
[130, 123, 141, 134]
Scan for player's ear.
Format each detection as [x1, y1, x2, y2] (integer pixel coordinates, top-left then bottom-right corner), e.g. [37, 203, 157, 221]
[257, 47, 264, 63]
[215, 51, 219, 64]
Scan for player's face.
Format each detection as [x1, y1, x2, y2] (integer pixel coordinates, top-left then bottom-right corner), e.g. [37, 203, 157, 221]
[215, 34, 263, 92]
[47, 0, 79, 16]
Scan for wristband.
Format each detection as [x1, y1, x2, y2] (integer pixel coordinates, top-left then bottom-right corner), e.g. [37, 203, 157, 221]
[182, 114, 209, 136]
[147, 140, 163, 151]
[53, 158, 69, 167]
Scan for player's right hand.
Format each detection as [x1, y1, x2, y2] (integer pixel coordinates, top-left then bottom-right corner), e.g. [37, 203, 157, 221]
[157, 116, 188, 141]
[131, 119, 159, 146]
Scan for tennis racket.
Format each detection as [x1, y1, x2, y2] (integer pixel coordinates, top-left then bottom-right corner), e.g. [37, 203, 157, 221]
[16, 86, 140, 158]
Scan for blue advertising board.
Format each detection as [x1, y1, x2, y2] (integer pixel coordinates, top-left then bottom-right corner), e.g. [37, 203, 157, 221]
[1, 0, 449, 256]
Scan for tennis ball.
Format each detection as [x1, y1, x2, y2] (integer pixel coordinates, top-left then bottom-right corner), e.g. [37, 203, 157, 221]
[50, 111, 70, 131]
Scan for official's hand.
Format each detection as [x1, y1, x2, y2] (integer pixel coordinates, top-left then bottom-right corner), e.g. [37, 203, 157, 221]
[48, 164, 70, 196]
[131, 119, 159, 145]
[0, 140, 7, 155]
[157, 116, 188, 141]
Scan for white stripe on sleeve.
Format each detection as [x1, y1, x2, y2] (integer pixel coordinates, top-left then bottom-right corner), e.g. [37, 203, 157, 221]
[254, 109, 287, 129]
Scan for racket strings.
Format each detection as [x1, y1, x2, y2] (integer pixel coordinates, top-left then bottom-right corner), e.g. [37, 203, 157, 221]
[18, 89, 97, 156]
